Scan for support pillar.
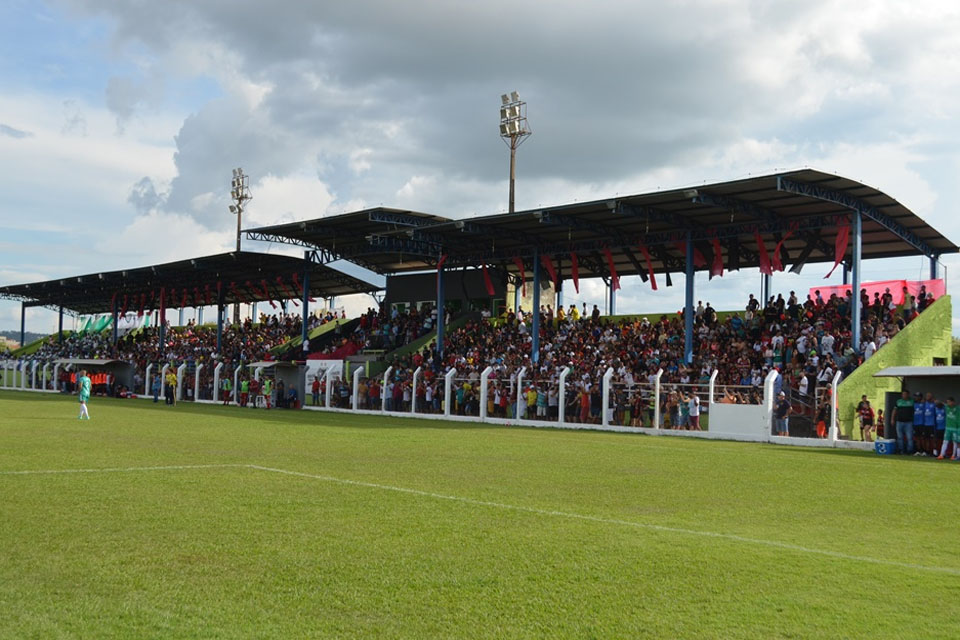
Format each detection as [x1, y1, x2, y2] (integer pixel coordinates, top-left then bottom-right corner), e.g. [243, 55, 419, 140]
[684, 233, 694, 364]
[216, 305, 224, 353]
[532, 249, 541, 363]
[609, 282, 616, 316]
[158, 288, 166, 355]
[112, 296, 119, 345]
[762, 273, 772, 303]
[556, 279, 563, 310]
[58, 306, 64, 344]
[851, 212, 862, 354]
[842, 264, 849, 285]
[930, 256, 939, 280]
[436, 264, 445, 358]
[20, 302, 26, 348]
[301, 251, 311, 355]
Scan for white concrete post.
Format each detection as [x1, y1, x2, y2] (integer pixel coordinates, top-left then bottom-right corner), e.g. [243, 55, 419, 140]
[763, 369, 779, 414]
[479, 365, 494, 420]
[254, 366, 263, 382]
[21, 362, 28, 390]
[144, 364, 153, 396]
[411, 366, 422, 414]
[382, 366, 393, 412]
[160, 364, 170, 390]
[352, 366, 363, 410]
[194, 363, 203, 403]
[175, 363, 187, 400]
[443, 368, 457, 418]
[516, 366, 527, 421]
[601, 367, 614, 428]
[325, 368, 336, 408]
[558, 367, 571, 426]
[212, 362, 223, 402]
[233, 365, 242, 403]
[654, 368, 664, 430]
[42, 363, 50, 391]
[708, 369, 718, 407]
[829, 369, 843, 443]
[31, 361, 38, 389]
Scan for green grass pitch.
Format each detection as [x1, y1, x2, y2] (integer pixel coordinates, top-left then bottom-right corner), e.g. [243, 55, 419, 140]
[1, 391, 959, 638]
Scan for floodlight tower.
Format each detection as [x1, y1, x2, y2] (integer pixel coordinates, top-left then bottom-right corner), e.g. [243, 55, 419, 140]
[229, 167, 252, 323]
[499, 91, 531, 213]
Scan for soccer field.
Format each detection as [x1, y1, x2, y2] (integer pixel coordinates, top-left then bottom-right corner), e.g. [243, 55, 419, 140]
[1, 391, 958, 638]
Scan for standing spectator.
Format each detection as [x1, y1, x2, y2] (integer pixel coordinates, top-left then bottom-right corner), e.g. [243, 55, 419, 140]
[893, 391, 915, 455]
[774, 391, 791, 436]
[688, 391, 702, 431]
[937, 397, 960, 460]
[858, 396, 875, 442]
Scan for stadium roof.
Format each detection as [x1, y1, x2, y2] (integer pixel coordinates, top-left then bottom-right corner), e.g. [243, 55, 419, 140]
[0, 251, 381, 315]
[246, 169, 959, 282]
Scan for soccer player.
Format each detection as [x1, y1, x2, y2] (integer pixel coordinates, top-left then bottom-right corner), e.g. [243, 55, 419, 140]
[77, 369, 92, 420]
[938, 398, 960, 460]
[262, 377, 273, 410]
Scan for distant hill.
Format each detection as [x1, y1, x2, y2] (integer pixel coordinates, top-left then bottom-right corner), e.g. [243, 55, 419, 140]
[0, 331, 47, 348]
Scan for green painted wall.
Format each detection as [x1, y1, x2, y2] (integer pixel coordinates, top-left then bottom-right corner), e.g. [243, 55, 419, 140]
[837, 295, 952, 439]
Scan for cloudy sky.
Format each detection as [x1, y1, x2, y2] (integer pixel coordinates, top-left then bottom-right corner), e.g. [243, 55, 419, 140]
[2, 0, 959, 336]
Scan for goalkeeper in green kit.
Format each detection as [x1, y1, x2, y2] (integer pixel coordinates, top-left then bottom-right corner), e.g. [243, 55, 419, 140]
[77, 369, 92, 420]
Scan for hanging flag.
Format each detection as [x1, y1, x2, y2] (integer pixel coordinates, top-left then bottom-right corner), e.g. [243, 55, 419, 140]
[673, 241, 707, 268]
[258, 279, 277, 309]
[825, 217, 850, 278]
[638, 243, 658, 291]
[170, 288, 177, 308]
[512, 256, 526, 298]
[602, 248, 621, 291]
[772, 230, 795, 272]
[137, 293, 146, 317]
[110, 292, 118, 313]
[120, 294, 129, 317]
[481, 264, 496, 296]
[205, 283, 212, 306]
[570, 252, 580, 294]
[540, 254, 559, 290]
[193, 287, 200, 307]
[754, 230, 773, 275]
[727, 239, 741, 272]
[291, 272, 316, 302]
[710, 236, 724, 279]
[275, 275, 296, 299]
[180, 289, 188, 309]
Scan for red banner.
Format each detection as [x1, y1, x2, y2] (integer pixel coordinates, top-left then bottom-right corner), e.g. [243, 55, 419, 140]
[638, 244, 658, 291]
[674, 242, 707, 268]
[826, 218, 850, 279]
[291, 272, 315, 302]
[481, 264, 495, 296]
[540, 254, 559, 290]
[710, 236, 724, 278]
[754, 230, 773, 276]
[512, 256, 526, 298]
[772, 231, 794, 272]
[570, 252, 580, 294]
[180, 289, 188, 309]
[205, 283, 212, 306]
[120, 294, 129, 317]
[602, 248, 620, 291]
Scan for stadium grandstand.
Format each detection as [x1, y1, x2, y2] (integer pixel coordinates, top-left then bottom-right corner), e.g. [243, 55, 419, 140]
[2, 169, 956, 447]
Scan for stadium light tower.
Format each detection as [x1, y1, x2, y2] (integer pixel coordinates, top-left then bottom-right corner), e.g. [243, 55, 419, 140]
[229, 167, 252, 323]
[499, 91, 531, 213]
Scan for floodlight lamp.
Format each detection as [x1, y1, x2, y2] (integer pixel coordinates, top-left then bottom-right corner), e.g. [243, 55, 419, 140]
[510, 91, 519, 102]
[229, 205, 237, 213]
[683, 189, 699, 199]
[506, 105, 520, 119]
[501, 94, 510, 105]
[237, 167, 243, 175]
[500, 107, 510, 121]
[500, 123, 510, 136]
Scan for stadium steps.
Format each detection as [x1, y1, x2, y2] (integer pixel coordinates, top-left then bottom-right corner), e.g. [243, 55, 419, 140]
[269, 317, 357, 357]
[837, 295, 952, 439]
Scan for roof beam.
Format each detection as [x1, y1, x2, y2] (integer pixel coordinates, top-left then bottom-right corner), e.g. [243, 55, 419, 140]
[367, 210, 438, 227]
[776, 176, 935, 257]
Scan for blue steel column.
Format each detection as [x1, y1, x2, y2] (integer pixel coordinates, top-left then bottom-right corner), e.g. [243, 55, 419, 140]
[851, 213, 862, 354]
[762, 274, 772, 303]
[58, 306, 64, 344]
[20, 302, 26, 348]
[301, 251, 311, 350]
[112, 296, 119, 345]
[842, 264, 849, 285]
[930, 256, 938, 280]
[436, 264, 445, 358]
[532, 250, 541, 363]
[684, 233, 695, 364]
[609, 282, 616, 316]
[556, 279, 563, 310]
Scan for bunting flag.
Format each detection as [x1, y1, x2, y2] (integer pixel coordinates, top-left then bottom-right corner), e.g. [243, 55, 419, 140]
[673, 242, 707, 268]
[825, 217, 850, 279]
[754, 230, 773, 275]
[664, 271, 673, 287]
[180, 289, 188, 309]
[138, 293, 146, 317]
[540, 254, 559, 290]
[601, 248, 621, 291]
[709, 236, 724, 279]
[291, 272, 316, 302]
[193, 287, 200, 307]
[170, 288, 177, 308]
[205, 283, 212, 306]
[638, 243, 658, 291]
[512, 256, 526, 297]
[275, 275, 296, 300]
[120, 294, 129, 317]
[481, 264, 496, 296]
[772, 230, 795, 272]
[259, 279, 277, 309]
[790, 235, 817, 275]
[727, 239, 741, 272]
[110, 292, 118, 313]
[570, 252, 580, 294]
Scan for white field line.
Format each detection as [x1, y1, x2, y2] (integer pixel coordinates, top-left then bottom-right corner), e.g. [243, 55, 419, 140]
[0, 464, 244, 476]
[248, 464, 960, 577]
[2, 462, 957, 577]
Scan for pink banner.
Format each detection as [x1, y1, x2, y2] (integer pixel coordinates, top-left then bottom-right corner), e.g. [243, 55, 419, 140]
[810, 279, 945, 306]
